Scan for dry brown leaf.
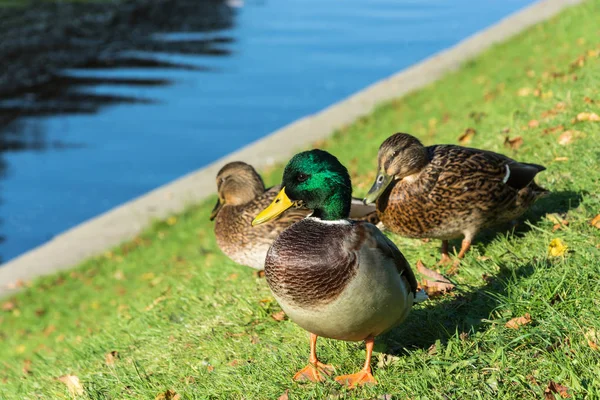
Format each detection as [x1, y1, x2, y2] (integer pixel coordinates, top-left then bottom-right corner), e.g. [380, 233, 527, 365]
[558, 130, 584, 145]
[145, 296, 167, 311]
[553, 157, 569, 162]
[113, 270, 125, 281]
[43, 325, 56, 337]
[56, 375, 84, 396]
[543, 125, 564, 135]
[271, 311, 286, 322]
[155, 389, 180, 400]
[278, 390, 290, 400]
[590, 214, 600, 229]
[23, 360, 32, 375]
[504, 136, 524, 150]
[585, 329, 600, 351]
[416, 261, 455, 297]
[250, 335, 260, 344]
[427, 343, 437, 355]
[225, 273, 238, 281]
[2, 301, 16, 311]
[7, 280, 26, 289]
[576, 112, 600, 122]
[544, 381, 571, 399]
[105, 351, 119, 366]
[505, 313, 532, 329]
[458, 128, 476, 144]
[548, 238, 568, 257]
[416, 260, 445, 281]
[528, 120, 540, 128]
[459, 332, 469, 341]
[583, 96, 595, 104]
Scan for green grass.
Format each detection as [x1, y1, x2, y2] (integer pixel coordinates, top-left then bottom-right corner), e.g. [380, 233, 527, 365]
[2, 1, 600, 398]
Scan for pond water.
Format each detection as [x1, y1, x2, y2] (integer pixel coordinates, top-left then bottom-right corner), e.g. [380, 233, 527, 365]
[0, 0, 533, 263]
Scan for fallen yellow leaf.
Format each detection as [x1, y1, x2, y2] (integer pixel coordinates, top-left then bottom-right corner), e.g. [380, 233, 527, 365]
[56, 375, 84, 396]
[155, 389, 180, 400]
[528, 119, 540, 128]
[548, 238, 568, 257]
[576, 112, 600, 122]
[591, 214, 600, 229]
[517, 87, 532, 96]
[505, 313, 532, 329]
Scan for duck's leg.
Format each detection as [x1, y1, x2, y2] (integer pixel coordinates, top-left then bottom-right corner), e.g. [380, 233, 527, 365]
[293, 333, 335, 382]
[335, 337, 378, 389]
[438, 240, 452, 266]
[448, 237, 472, 274]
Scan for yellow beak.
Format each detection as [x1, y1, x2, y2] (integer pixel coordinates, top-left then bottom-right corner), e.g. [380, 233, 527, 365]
[252, 187, 295, 226]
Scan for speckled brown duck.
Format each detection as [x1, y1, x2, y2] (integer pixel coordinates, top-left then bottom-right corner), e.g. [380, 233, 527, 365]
[210, 161, 379, 270]
[363, 132, 549, 267]
[252, 150, 426, 388]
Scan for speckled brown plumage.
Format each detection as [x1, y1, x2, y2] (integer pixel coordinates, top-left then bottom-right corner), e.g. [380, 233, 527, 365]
[366, 133, 548, 263]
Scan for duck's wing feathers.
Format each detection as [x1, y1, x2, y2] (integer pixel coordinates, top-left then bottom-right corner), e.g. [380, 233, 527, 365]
[359, 222, 418, 295]
[431, 145, 546, 191]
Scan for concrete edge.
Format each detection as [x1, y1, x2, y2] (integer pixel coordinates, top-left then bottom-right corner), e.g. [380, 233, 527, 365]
[0, 0, 584, 296]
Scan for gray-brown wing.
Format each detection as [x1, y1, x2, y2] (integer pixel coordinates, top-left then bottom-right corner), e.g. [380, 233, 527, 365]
[360, 222, 418, 295]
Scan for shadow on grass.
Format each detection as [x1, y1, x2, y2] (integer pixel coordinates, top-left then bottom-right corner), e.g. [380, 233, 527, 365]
[382, 261, 538, 355]
[380, 190, 583, 355]
[443, 190, 584, 254]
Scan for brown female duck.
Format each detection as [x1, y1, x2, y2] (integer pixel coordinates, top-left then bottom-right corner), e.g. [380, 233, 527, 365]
[364, 133, 548, 267]
[211, 161, 378, 270]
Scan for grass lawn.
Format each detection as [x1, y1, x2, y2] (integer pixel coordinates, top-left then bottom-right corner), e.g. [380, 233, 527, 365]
[2, 1, 600, 398]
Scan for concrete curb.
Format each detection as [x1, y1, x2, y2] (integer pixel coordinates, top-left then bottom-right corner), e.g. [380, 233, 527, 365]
[0, 0, 583, 297]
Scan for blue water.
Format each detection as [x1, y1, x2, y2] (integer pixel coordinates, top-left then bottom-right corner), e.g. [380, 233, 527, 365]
[0, 0, 534, 262]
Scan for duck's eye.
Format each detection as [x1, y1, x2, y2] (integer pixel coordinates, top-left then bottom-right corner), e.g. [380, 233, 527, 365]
[297, 173, 309, 182]
[377, 175, 384, 183]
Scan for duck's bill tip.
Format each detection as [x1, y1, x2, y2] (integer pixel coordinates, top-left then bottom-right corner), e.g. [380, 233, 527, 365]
[252, 187, 294, 227]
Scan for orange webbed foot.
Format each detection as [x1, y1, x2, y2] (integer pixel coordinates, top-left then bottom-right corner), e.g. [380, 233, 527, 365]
[293, 362, 335, 382]
[437, 253, 453, 267]
[335, 369, 377, 389]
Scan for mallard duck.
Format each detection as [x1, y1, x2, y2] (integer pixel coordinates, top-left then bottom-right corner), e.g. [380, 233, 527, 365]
[210, 161, 379, 270]
[252, 150, 424, 388]
[363, 133, 548, 267]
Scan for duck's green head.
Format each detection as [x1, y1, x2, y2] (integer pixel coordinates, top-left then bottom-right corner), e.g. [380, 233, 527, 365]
[252, 149, 352, 225]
